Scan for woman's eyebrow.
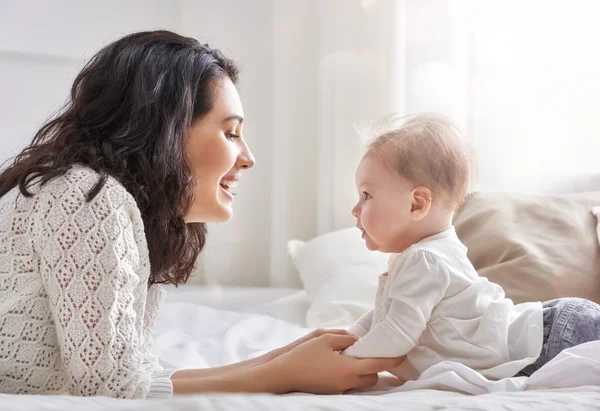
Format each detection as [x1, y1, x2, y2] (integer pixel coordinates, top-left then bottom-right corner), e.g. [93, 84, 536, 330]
[222, 114, 244, 124]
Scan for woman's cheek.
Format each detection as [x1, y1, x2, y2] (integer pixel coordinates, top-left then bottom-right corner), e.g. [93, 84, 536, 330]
[218, 141, 239, 172]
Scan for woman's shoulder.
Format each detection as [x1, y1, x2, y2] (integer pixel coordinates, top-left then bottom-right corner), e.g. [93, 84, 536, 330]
[35, 166, 148, 255]
[41, 165, 138, 211]
[28, 166, 145, 242]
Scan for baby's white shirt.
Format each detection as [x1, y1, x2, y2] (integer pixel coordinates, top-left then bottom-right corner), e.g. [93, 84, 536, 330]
[342, 227, 543, 381]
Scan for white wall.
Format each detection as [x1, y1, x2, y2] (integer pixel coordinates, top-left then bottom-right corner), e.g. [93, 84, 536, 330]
[0, 0, 182, 166]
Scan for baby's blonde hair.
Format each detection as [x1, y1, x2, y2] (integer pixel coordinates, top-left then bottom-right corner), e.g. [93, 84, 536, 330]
[365, 113, 472, 211]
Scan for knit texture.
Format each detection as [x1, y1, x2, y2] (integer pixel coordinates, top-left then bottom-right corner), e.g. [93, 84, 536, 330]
[0, 166, 173, 398]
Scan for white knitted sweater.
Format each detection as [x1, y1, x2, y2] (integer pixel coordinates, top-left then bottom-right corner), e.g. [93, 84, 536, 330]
[0, 166, 174, 399]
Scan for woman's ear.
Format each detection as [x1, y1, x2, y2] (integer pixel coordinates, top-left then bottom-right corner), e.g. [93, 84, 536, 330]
[409, 186, 432, 221]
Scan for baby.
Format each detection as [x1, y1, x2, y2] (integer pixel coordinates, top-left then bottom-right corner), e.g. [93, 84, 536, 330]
[342, 113, 600, 382]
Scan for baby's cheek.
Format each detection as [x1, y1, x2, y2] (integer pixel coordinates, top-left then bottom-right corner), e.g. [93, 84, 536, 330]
[361, 206, 382, 232]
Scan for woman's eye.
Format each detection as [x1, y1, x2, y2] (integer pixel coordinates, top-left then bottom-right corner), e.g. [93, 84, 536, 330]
[226, 133, 240, 140]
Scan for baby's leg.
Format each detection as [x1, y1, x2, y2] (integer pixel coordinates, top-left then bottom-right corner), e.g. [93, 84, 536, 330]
[519, 298, 600, 377]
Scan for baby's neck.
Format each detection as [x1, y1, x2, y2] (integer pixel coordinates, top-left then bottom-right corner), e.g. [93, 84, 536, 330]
[395, 208, 454, 252]
[419, 207, 453, 239]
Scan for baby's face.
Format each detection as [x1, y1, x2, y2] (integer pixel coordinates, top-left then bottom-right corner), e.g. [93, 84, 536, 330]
[352, 154, 414, 253]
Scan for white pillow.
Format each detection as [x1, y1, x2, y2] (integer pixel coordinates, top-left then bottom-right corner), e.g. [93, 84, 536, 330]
[287, 227, 388, 328]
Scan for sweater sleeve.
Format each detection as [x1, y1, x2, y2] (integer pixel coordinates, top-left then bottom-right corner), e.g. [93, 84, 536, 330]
[342, 250, 450, 358]
[143, 286, 176, 399]
[36, 179, 172, 399]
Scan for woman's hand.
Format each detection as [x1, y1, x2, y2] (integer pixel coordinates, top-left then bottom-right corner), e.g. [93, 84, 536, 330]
[172, 332, 405, 395]
[264, 333, 405, 394]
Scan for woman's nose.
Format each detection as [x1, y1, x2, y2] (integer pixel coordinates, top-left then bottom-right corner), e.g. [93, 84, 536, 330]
[238, 142, 255, 169]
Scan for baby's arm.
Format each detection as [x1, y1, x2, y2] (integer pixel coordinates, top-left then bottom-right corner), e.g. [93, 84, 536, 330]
[342, 250, 450, 358]
[347, 255, 398, 338]
[347, 309, 374, 337]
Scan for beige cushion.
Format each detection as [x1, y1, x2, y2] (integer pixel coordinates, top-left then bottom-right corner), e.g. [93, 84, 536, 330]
[453, 192, 600, 304]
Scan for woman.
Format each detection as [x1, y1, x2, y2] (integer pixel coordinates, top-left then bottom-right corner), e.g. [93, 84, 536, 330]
[0, 30, 401, 399]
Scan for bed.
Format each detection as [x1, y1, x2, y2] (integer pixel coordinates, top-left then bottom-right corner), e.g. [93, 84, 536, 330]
[1, 285, 600, 410]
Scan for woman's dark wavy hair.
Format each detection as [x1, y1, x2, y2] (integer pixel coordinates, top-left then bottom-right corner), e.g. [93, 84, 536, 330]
[0, 30, 239, 286]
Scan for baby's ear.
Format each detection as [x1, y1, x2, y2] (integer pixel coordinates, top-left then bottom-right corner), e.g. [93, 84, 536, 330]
[410, 186, 432, 221]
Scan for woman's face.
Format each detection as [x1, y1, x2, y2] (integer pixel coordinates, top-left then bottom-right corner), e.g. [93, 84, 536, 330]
[184, 78, 255, 223]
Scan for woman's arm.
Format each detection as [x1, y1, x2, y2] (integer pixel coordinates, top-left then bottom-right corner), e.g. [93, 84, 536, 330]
[172, 366, 281, 394]
[36, 182, 171, 399]
[171, 333, 405, 395]
[172, 328, 350, 380]
[171, 356, 267, 380]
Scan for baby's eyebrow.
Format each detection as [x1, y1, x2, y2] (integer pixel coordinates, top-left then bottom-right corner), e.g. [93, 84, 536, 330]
[356, 181, 374, 189]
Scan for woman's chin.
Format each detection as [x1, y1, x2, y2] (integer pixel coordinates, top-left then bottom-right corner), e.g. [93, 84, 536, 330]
[213, 204, 233, 222]
[183, 204, 233, 224]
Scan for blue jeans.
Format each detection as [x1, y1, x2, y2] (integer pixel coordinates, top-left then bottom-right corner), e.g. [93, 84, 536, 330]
[516, 298, 600, 377]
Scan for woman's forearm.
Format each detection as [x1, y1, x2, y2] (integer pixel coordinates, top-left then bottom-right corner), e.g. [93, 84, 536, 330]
[172, 329, 349, 381]
[171, 363, 285, 395]
[171, 349, 281, 380]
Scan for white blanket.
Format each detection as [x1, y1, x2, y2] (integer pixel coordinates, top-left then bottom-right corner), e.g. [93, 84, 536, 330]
[154, 302, 600, 395]
[2, 301, 600, 410]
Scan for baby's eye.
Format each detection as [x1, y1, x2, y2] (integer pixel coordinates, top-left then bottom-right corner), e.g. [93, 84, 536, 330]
[363, 192, 371, 201]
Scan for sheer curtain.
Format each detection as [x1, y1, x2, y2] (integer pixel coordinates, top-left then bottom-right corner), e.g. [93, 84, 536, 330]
[468, 0, 600, 187]
[265, 0, 600, 286]
[313, 0, 471, 245]
[315, 0, 600, 230]
[315, 0, 407, 235]
[200, 0, 408, 287]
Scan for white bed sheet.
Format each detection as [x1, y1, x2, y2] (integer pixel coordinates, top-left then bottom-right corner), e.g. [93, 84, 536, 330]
[2, 286, 600, 411]
[163, 285, 310, 326]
